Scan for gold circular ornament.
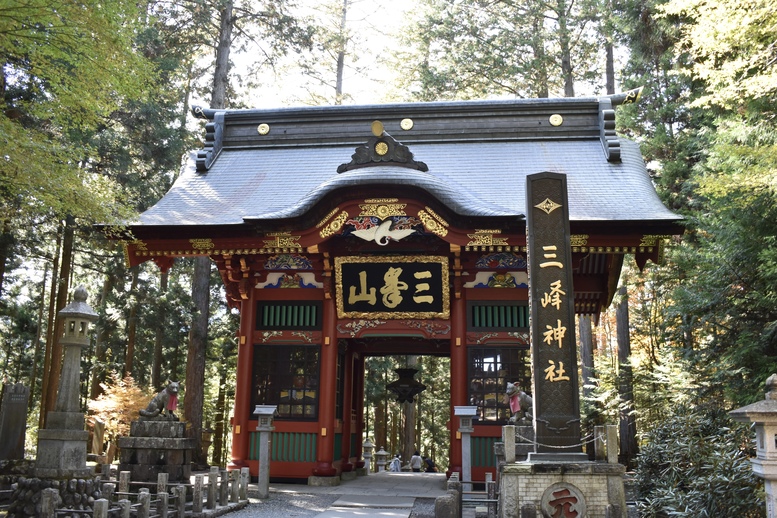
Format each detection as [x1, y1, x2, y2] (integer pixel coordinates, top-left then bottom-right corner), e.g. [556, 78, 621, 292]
[377, 205, 390, 219]
[375, 141, 389, 156]
[549, 114, 563, 126]
[372, 120, 385, 137]
[257, 123, 270, 135]
[400, 118, 414, 130]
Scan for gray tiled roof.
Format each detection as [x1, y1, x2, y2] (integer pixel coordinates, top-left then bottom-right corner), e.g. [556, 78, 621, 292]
[135, 137, 678, 227]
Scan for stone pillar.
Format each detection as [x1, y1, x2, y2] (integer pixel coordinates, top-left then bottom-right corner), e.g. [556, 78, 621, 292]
[455, 406, 477, 492]
[35, 286, 98, 478]
[730, 374, 777, 518]
[254, 405, 277, 499]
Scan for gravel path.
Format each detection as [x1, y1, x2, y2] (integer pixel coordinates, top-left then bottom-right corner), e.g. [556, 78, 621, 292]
[224, 490, 436, 518]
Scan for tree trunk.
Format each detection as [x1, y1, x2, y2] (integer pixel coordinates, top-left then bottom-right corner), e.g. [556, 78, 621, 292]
[616, 286, 638, 467]
[41, 216, 75, 428]
[211, 2, 234, 111]
[531, 13, 549, 98]
[185, 256, 210, 467]
[29, 264, 48, 411]
[90, 272, 116, 400]
[402, 355, 418, 463]
[578, 315, 594, 400]
[151, 270, 169, 389]
[556, 0, 575, 97]
[123, 266, 140, 377]
[0, 217, 14, 298]
[212, 360, 228, 466]
[334, 0, 348, 105]
[39, 230, 61, 429]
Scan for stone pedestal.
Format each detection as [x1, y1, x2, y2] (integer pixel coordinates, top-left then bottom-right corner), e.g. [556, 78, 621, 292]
[118, 420, 194, 482]
[499, 460, 626, 518]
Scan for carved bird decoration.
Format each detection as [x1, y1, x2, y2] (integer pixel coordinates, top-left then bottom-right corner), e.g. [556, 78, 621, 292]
[352, 219, 416, 246]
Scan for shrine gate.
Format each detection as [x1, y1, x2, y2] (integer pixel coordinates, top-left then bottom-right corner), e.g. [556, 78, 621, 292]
[120, 93, 681, 482]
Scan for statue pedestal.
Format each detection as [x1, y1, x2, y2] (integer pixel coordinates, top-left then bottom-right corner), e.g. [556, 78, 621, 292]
[35, 411, 93, 478]
[499, 459, 626, 518]
[118, 420, 194, 482]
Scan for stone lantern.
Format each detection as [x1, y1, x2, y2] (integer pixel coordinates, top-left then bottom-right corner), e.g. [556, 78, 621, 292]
[362, 438, 375, 474]
[454, 406, 478, 491]
[254, 405, 278, 499]
[36, 286, 99, 478]
[730, 374, 777, 517]
[375, 447, 389, 472]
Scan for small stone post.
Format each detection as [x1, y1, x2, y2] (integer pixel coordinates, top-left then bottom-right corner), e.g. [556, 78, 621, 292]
[455, 406, 478, 492]
[240, 467, 250, 500]
[254, 405, 277, 499]
[193, 473, 204, 512]
[730, 374, 777, 518]
[208, 465, 218, 509]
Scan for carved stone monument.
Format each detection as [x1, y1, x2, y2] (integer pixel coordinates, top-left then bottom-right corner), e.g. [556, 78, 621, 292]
[0, 383, 29, 461]
[496, 174, 627, 517]
[118, 382, 193, 482]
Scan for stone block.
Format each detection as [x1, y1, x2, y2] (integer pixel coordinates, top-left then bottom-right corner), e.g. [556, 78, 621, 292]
[341, 471, 357, 481]
[434, 492, 458, 518]
[308, 475, 340, 486]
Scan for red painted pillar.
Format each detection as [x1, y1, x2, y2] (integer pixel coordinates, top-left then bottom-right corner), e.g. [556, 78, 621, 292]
[449, 295, 467, 476]
[229, 291, 255, 470]
[313, 296, 337, 477]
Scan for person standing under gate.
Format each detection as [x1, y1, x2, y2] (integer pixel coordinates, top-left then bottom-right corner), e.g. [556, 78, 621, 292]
[410, 451, 423, 472]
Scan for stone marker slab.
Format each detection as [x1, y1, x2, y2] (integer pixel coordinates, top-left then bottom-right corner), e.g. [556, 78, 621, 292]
[0, 383, 29, 460]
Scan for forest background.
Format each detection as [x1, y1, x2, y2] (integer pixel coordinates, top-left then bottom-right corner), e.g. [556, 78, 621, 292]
[1, 0, 775, 515]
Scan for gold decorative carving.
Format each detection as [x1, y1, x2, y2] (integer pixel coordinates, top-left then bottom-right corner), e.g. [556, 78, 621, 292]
[316, 207, 340, 228]
[466, 230, 508, 247]
[400, 118, 414, 130]
[418, 208, 449, 237]
[375, 142, 389, 156]
[639, 234, 672, 247]
[263, 234, 301, 249]
[364, 198, 398, 204]
[549, 114, 563, 126]
[320, 211, 349, 239]
[131, 239, 148, 251]
[570, 234, 589, 247]
[257, 123, 270, 135]
[359, 203, 407, 219]
[535, 198, 562, 215]
[189, 238, 214, 250]
[371, 120, 384, 136]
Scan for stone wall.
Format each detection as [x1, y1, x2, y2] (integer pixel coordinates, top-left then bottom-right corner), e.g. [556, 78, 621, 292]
[6, 476, 102, 517]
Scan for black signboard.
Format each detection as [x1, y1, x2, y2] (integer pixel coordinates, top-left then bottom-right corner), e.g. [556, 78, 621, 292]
[335, 256, 450, 319]
[526, 172, 581, 453]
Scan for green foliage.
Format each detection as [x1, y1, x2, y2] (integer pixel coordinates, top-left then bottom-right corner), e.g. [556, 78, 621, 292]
[635, 405, 763, 517]
[394, 0, 604, 100]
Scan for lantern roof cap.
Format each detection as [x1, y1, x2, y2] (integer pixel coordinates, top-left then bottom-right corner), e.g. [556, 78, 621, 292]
[59, 286, 98, 322]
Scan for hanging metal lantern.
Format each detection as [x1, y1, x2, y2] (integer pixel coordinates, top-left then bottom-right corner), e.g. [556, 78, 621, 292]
[387, 368, 427, 403]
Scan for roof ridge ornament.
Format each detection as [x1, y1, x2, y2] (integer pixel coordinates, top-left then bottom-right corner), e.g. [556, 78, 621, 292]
[192, 106, 224, 173]
[598, 87, 643, 164]
[337, 120, 428, 173]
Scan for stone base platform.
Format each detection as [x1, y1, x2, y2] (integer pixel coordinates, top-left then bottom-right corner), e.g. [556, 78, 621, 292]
[118, 420, 194, 482]
[499, 460, 626, 518]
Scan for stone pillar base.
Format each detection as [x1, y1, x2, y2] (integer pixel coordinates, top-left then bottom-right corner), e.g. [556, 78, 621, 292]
[499, 460, 626, 518]
[35, 428, 93, 479]
[308, 475, 341, 486]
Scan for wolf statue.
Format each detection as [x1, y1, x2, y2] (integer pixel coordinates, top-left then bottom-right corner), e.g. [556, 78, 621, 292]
[505, 382, 533, 424]
[139, 381, 180, 421]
